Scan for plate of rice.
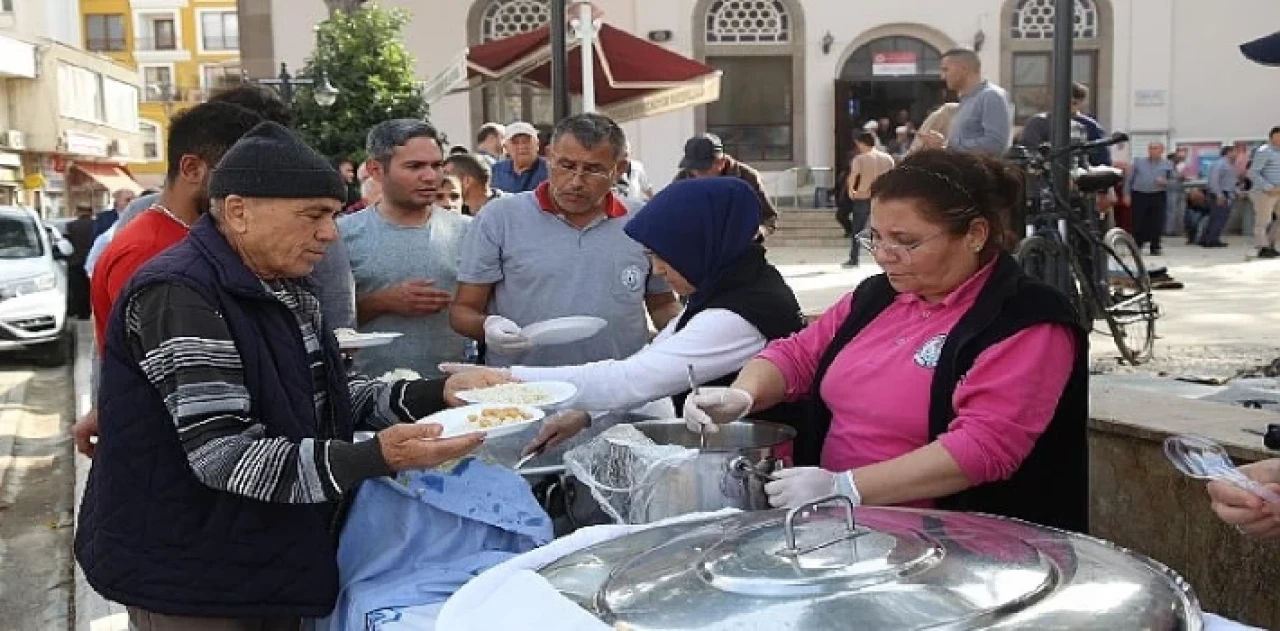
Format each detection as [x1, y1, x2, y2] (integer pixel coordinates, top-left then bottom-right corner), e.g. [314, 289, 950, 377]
[418, 404, 545, 439]
[455, 381, 577, 407]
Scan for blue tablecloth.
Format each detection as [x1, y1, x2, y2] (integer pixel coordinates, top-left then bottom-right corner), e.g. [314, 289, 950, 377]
[311, 457, 553, 631]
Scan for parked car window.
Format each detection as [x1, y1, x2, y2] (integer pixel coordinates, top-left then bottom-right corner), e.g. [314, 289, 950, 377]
[0, 213, 45, 259]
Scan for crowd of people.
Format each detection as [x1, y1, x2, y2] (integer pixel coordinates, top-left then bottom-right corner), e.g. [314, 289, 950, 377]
[62, 49, 1280, 627]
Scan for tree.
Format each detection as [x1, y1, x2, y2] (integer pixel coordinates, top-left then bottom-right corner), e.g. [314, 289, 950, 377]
[292, 3, 427, 161]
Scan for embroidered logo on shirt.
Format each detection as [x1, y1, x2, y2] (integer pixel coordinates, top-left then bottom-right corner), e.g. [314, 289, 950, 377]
[914, 334, 947, 368]
[620, 264, 644, 291]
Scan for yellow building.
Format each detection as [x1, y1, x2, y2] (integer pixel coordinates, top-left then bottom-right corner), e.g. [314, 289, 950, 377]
[80, 0, 241, 188]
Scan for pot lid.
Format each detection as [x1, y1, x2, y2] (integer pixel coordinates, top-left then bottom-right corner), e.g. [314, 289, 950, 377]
[539, 498, 1203, 630]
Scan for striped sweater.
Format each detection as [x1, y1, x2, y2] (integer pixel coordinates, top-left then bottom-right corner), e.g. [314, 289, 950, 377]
[124, 278, 429, 503]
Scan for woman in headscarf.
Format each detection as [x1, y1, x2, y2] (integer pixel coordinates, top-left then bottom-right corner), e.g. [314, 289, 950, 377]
[461, 177, 806, 453]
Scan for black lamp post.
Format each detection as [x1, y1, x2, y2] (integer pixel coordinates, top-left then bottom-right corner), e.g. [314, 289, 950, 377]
[257, 61, 339, 108]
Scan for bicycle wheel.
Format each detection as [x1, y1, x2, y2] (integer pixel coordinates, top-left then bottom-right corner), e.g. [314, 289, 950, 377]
[1017, 233, 1090, 329]
[1099, 228, 1157, 363]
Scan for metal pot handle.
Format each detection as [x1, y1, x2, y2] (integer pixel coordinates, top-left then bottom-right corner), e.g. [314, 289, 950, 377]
[726, 455, 779, 483]
[780, 494, 858, 557]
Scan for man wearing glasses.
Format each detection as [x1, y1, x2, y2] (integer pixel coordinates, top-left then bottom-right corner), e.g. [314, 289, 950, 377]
[339, 119, 473, 379]
[452, 113, 680, 369]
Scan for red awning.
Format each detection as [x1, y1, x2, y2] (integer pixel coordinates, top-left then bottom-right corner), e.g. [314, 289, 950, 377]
[70, 163, 142, 195]
[464, 23, 721, 122]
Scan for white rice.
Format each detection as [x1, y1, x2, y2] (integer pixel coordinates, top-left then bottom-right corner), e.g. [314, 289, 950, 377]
[378, 368, 422, 383]
[463, 383, 554, 405]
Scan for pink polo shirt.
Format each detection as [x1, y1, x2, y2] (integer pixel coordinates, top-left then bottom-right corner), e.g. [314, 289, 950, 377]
[758, 261, 1076, 503]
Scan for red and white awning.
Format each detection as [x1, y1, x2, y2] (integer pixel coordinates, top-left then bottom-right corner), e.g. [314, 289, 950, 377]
[459, 23, 721, 123]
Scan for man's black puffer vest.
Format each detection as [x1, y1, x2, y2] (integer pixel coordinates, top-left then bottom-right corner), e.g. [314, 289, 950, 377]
[76, 216, 355, 617]
[800, 254, 1090, 532]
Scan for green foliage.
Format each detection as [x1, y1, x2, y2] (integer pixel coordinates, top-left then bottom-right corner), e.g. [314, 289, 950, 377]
[292, 2, 427, 162]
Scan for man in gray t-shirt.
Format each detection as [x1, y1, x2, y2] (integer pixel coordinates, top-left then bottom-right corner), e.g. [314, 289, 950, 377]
[342, 119, 472, 379]
[451, 113, 679, 369]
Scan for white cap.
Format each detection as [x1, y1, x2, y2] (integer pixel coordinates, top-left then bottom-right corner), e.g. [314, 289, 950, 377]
[862, 120, 879, 131]
[506, 121, 538, 139]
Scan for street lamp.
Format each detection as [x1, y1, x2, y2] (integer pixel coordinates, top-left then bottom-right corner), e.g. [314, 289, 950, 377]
[314, 73, 339, 107]
[257, 62, 339, 108]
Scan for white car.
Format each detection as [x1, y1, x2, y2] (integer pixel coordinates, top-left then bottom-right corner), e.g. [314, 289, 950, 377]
[0, 206, 74, 365]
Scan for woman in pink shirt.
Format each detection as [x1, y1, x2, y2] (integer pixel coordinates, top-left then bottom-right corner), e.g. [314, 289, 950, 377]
[685, 149, 1090, 531]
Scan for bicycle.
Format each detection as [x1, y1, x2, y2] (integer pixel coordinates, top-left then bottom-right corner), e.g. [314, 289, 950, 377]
[1009, 133, 1159, 365]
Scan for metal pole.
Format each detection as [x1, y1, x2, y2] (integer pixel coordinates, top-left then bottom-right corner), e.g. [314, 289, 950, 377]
[577, 2, 596, 113]
[278, 62, 295, 105]
[1049, 0, 1074, 193]
[549, 0, 571, 121]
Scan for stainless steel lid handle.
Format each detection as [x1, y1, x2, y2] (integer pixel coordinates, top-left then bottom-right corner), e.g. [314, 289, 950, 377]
[781, 494, 857, 555]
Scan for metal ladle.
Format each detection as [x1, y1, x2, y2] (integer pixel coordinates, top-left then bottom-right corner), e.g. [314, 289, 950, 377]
[1164, 434, 1280, 505]
[687, 364, 707, 450]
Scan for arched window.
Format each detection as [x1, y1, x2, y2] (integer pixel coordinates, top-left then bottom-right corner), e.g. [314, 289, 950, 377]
[472, 0, 553, 127]
[479, 0, 551, 42]
[138, 120, 162, 161]
[696, 0, 805, 167]
[1002, 0, 1110, 125]
[705, 0, 790, 44]
[1009, 0, 1098, 40]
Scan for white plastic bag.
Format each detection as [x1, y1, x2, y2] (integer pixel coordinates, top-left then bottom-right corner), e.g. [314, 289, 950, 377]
[563, 424, 698, 524]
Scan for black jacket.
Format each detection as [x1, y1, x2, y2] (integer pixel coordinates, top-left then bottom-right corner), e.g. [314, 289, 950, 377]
[800, 254, 1090, 532]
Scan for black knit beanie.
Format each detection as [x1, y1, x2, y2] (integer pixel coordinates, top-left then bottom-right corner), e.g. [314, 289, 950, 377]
[208, 121, 346, 202]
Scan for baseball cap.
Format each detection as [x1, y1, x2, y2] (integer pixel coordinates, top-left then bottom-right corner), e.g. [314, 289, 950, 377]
[506, 121, 537, 139]
[679, 133, 724, 170]
[863, 120, 880, 131]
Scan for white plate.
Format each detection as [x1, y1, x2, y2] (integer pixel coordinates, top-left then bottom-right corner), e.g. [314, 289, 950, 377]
[417, 404, 545, 439]
[522, 316, 608, 346]
[336, 331, 403, 350]
[455, 381, 578, 407]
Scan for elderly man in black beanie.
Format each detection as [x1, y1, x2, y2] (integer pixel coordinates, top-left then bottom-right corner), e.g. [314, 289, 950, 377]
[76, 122, 506, 630]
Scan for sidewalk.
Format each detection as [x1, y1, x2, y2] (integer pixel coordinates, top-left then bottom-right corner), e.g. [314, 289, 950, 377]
[70, 321, 127, 631]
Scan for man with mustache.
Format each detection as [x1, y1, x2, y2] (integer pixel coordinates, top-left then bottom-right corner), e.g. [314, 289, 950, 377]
[451, 113, 680, 374]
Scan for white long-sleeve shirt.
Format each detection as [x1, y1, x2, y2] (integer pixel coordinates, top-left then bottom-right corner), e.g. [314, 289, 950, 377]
[511, 308, 768, 413]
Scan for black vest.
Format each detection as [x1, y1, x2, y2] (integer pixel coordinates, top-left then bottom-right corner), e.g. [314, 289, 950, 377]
[76, 217, 355, 617]
[672, 246, 806, 424]
[801, 254, 1090, 532]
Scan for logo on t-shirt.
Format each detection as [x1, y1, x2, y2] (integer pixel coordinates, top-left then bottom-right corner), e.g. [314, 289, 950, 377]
[914, 334, 947, 369]
[620, 264, 644, 292]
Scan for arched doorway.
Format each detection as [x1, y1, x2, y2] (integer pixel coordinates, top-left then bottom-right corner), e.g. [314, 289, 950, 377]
[833, 35, 946, 168]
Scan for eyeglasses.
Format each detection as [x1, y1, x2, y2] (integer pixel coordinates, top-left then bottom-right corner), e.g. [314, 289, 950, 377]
[550, 163, 615, 183]
[854, 229, 948, 265]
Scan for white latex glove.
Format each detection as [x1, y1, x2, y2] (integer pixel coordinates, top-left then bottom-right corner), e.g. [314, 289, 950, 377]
[484, 315, 532, 355]
[764, 467, 860, 509]
[681, 387, 753, 434]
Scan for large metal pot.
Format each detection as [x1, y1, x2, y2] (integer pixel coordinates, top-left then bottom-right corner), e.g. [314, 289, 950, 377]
[538, 498, 1203, 630]
[625, 418, 795, 522]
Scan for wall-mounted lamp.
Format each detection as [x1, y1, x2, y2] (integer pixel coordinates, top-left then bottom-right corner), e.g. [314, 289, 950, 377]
[648, 29, 673, 43]
[973, 29, 986, 52]
[821, 31, 834, 55]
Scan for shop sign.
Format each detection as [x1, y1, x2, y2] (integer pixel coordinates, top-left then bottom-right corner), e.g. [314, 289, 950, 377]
[872, 52, 918, 76]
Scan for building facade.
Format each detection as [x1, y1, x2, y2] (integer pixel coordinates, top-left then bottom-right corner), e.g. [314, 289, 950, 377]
[247, 0, 1280, 195]
[82, 0, 241, 188]
[0, 0, 142, 217]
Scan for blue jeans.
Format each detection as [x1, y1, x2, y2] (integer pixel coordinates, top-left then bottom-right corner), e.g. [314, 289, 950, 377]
[848, 199, 870, 262]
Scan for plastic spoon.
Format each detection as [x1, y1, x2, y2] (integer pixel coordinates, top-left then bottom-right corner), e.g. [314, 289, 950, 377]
[1163, 434, 1280, 505]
